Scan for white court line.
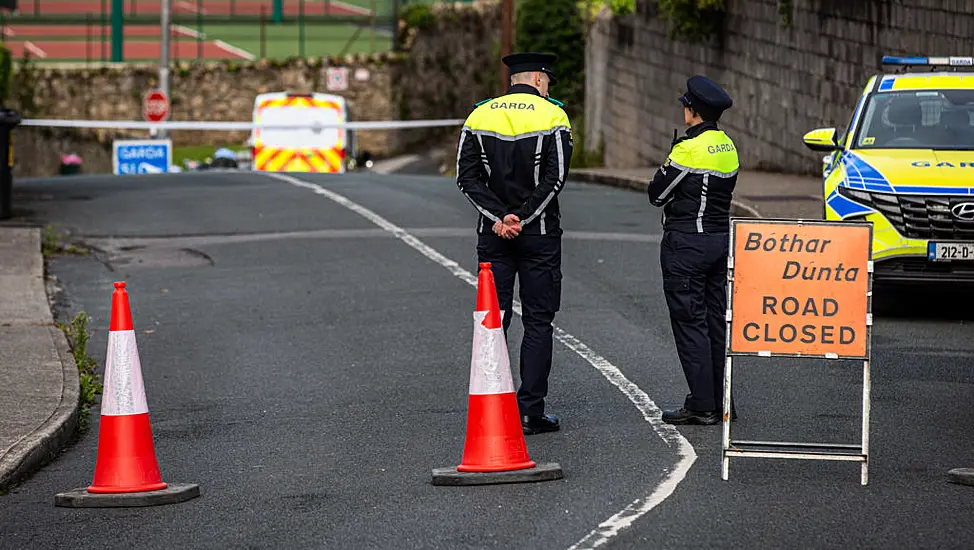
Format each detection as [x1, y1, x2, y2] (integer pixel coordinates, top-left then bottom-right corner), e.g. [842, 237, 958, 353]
[173, 24, 203, 39]
[175, 0, 206, 14]
[308, 0, 372, 16]
[24, 41, 47, 59]
[214, 39, 256, 61]
[267, 172, 697, 550]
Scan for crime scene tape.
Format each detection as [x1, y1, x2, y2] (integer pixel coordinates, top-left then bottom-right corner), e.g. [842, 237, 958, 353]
[19, 118, 466, 131]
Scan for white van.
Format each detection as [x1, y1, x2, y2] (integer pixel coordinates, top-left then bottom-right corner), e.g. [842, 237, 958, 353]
[249, 91, 365, 173]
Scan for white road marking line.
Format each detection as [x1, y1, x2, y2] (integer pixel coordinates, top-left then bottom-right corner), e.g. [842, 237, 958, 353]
[214, 39, 256, 61]
[267, 172, 696, 549]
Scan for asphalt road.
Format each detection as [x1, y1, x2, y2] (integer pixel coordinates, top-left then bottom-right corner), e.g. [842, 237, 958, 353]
[1, 169, 973, 549]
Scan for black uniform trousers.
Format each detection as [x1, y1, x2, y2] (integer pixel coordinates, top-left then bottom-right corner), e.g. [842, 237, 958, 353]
[477, 232, 562, 417]
[660, 229, 729, 412]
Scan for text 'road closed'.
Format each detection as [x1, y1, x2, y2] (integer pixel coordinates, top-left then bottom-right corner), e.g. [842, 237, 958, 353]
[729, 221, 871, 358]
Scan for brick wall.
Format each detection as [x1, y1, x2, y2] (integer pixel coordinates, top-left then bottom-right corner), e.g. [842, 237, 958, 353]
[589, 0, 974, 174]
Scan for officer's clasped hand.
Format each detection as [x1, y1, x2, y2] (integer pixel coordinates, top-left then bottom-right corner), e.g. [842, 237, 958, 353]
[493, 214, 522, 239]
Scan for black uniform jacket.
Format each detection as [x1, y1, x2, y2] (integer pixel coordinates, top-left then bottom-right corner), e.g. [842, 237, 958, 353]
[456, 84, 573, 236]
[647, 121, 740, 234]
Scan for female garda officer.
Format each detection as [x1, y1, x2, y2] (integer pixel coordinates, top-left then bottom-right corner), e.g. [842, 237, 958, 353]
[647, 75, 740, 425]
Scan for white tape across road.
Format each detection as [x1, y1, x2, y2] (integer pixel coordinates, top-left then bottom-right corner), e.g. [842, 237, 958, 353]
[19, 119, 466, 131]
[266, 173, 698, 550]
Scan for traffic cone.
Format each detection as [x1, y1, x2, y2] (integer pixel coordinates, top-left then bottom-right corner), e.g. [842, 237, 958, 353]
[54, 282, 199, 508]
[431, 263, 563, 486]
[88, 281, 166, 493]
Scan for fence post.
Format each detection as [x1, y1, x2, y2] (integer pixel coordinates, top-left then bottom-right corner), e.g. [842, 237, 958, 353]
[370, 0, 376, 53]
[273, 0, 283, 24]
[86, 13, 92, 67]
[197, 0, 203, 60]
[299, 0, 305, 58]
[111, 0, 124, 62]
[101, 0, 107, 61]
[260, 6, 266, 59]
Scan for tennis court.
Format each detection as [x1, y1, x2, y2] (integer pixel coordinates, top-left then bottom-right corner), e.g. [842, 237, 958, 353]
[11, 0, 373, 18]
[0, 0, 394, 61]
[3, 37, 254, 61]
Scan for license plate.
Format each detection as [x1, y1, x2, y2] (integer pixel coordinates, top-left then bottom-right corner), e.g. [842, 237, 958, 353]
[928, 242, 974, 262]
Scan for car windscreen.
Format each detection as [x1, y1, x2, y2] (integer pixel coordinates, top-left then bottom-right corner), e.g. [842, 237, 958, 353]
[853, 89, 974, 150]
[257, 105, 343, 148]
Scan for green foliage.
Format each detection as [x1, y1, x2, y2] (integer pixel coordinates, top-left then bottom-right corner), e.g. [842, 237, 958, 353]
[0, 45, 11, 107]
[607, 0, 635, 16]
[11, 50, 38, 117]
[657, 0, 726, 43]
[515, 0, 586, 119]
[778, 0, 794, 28]
[41, 225, 88, 257]
[569, 115, 604, 169]
[62, 312, 103, 431]
[401, 4, 435, 30]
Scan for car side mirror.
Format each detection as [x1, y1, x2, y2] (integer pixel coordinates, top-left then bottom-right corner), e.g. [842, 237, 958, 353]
[803, 128, 839, 152]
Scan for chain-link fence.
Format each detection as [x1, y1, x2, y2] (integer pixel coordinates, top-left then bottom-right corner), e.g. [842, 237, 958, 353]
[0, 0, 404, 62]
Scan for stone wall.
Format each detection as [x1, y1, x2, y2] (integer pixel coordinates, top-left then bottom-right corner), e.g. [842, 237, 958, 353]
[587, 0, 974, 174]
[394, 0, 500, 151]
[7, 0, 502, 177]
[10, 53, 399, 178]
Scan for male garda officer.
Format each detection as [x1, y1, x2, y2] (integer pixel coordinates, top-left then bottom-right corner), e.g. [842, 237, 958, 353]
[455, 52, 573, 435]
[647, 75, 739, 426]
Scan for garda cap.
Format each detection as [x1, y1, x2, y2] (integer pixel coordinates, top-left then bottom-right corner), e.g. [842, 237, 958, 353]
[503, 52, 558, 85]
[679, 75, 733, 121]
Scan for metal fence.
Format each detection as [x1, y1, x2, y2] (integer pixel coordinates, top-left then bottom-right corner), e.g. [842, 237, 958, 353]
[0, 0, 404, 62]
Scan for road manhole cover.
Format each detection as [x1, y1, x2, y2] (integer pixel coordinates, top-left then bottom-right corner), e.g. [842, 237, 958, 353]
[107, 247, 213, 270]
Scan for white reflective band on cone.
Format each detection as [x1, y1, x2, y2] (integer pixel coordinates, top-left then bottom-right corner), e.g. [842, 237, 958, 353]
[101, 330, 149, 416]
[468, 311, 515, 395]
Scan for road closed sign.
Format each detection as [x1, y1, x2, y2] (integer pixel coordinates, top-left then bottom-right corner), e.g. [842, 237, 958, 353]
[728, 219, 872, 358]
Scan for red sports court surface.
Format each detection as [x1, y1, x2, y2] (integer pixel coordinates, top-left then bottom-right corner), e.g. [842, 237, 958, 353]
[1, 25, 200, 38]
[4, 39, 252, 60]
[17, 0, 370, 17]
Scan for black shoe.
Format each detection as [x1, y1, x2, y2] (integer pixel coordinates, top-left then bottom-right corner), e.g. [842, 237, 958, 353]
[661, 408, 720, 425]
[522, 414, 560, 435]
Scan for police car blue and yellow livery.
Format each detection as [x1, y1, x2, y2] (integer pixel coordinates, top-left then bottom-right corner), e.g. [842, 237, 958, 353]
[803, 55, 974, 284]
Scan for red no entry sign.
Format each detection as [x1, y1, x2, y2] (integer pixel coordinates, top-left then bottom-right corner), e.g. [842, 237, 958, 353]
[142, 89, 170, 123]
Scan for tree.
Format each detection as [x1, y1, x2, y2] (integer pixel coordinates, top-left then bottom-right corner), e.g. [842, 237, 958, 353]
[514, 0, 585, 119]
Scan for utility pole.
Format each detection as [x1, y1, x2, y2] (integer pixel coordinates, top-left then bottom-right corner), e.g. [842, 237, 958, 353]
[499, 0, 512, 95]
[158, 0, 171, 139]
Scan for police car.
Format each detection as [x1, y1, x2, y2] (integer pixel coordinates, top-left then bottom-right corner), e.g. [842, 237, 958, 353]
[803, 56, 974, 284]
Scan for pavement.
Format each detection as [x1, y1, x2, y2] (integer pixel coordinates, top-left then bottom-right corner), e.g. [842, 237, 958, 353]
[1, 165, 973, 548]
[0, 227, 79, 492]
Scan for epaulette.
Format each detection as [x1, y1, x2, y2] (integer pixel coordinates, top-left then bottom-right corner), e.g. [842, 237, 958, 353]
[671, 128, 687, 147]
[475, 98, 493, 107]
[546, 97, 564, 107]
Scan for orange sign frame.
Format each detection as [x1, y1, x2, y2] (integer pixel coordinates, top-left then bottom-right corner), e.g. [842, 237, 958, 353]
[728, 219, 873, 359]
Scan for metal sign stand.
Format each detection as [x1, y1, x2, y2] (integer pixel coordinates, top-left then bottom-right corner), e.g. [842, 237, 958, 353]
[721, 219, 873, 486]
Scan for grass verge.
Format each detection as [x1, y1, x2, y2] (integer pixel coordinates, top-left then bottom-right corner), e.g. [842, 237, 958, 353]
[58, 312, 103, 432]
[41, 224, 100, 432]
[173, 144, 249, 166]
